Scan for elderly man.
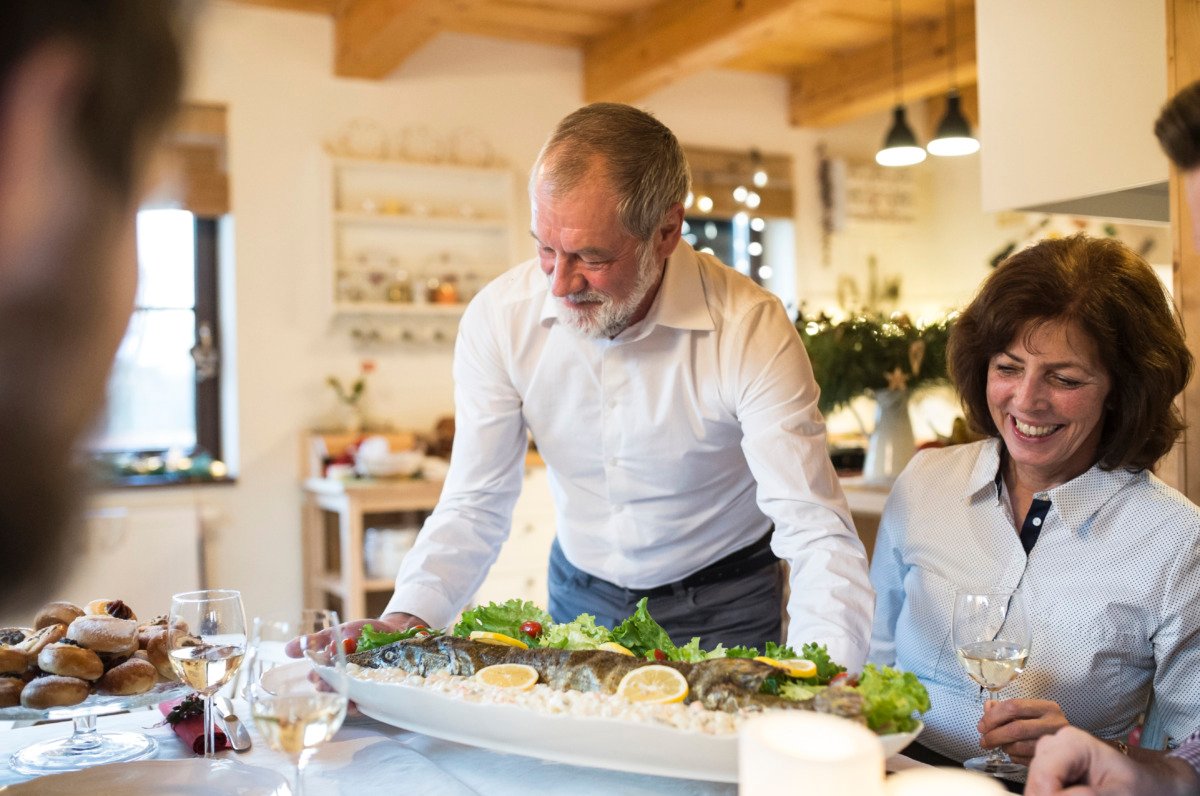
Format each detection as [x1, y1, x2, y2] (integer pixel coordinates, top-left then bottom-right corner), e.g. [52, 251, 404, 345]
[352, 103, 872, 663]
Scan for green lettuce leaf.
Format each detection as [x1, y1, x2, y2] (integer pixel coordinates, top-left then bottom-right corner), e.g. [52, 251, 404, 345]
[451, 599, 552, 646]
[855, 664, 931, 734]
[356, 623, 438, 652]
[799, 642, 846, 684]
[610, 597, 675, 658]
[723, 645, 759, 659]
[540, 613, 613, 649]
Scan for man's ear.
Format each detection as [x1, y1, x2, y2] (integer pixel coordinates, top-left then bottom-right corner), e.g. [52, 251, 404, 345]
[654, 202, 685, 260]
[0, 43, 87, 282]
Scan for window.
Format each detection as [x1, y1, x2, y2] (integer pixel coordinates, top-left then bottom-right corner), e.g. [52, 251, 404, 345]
[89, 209, 225, 485]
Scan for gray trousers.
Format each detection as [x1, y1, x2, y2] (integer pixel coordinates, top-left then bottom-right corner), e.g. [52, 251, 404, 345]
[547, 538, 784, 650]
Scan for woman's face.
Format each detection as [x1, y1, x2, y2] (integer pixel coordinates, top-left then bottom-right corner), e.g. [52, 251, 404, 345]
[986, 319, 1112, 489]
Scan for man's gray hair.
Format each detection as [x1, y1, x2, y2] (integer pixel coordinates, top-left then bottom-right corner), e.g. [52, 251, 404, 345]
[531, 103, 691, 240]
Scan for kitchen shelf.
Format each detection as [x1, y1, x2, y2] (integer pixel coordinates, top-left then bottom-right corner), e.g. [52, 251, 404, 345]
[325, 153, 517, 332]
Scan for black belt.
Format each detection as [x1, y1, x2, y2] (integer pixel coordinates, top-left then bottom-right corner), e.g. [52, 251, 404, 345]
[637, 528, 777, 598]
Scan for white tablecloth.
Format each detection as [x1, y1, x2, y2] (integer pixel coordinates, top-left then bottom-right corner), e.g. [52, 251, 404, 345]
[0, 703, 927, 793]
[0, 703, 737, 794]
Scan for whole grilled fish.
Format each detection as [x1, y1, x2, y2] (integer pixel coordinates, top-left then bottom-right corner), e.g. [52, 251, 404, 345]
[349, 634, 864, 719]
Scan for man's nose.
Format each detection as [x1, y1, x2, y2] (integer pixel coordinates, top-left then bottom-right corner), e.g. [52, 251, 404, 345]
[549, 256, 585, 297]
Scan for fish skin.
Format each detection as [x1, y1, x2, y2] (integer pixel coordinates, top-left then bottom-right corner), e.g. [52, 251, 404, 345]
[350, 635, 863, 720]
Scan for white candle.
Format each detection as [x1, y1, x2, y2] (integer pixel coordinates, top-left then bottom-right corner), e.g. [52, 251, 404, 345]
[886, 767, 1008, 795]
[739, 712, 886, 795]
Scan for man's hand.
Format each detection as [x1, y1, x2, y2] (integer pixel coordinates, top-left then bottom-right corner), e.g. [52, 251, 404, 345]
[283, 611, 428, 658]
[978, 698, 1070, 764]
[1026, 726, 1200, 796]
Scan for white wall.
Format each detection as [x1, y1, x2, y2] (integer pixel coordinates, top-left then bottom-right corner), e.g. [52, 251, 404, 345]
[89, 1, 1163, 619]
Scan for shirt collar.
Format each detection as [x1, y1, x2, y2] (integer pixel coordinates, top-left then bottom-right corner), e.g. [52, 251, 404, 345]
[965, 437, 1139, 534]
[537, 241, 716, 333]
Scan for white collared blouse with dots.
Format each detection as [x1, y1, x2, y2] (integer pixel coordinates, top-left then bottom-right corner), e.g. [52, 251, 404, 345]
[869, 438, 1200, 762]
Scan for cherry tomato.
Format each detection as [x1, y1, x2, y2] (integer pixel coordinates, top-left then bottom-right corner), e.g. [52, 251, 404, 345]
[342, 637, 357, 655]
[519, 620, 543, 638]
[829, 672, 857, 687]
[653, 649, 667, 661]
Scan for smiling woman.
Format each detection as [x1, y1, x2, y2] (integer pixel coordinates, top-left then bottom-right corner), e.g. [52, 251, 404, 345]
[868, 235, 1200, 779]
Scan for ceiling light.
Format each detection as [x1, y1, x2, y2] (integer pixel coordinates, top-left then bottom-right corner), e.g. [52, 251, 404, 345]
[927, 91, 980, 156]
[696, 194, 713, 213]
[877, 106, 926, 166]
[876, 0, 925, 167]
[926, 0, 979, 157]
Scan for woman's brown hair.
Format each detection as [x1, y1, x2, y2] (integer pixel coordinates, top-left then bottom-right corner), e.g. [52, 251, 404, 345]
[948, 235, 1192, 471]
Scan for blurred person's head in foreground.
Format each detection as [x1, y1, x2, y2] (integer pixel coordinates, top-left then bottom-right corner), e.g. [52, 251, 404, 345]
[1156, 79, 1200, 246]
[0, 1, 189, 613]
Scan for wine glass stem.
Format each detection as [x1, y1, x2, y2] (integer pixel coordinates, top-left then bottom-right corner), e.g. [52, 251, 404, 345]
[982, 689, 1011, 766]
[203, 695, 215, 758]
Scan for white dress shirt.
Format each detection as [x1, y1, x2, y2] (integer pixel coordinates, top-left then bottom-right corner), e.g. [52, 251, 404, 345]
[869, 439, 1200, 760]
[386, 242, 874, 669]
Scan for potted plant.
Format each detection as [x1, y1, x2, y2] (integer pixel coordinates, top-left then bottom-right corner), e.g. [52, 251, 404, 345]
[797, 312, 954, 482]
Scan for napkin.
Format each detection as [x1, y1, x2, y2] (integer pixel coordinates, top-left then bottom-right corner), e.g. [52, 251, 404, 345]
[158, 697, 229, 755]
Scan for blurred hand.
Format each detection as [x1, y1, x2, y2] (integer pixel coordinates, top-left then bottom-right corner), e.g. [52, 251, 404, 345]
[284, 611, 428, 658]
[1026, 726, 1199, 796]
[978, 698, 1069, 764]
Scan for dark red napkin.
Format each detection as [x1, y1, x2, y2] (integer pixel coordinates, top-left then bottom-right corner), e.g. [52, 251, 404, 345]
[158, 697, 229, 755]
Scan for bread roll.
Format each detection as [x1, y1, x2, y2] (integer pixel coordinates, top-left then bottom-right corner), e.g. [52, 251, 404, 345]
[21, 675, 89, 709]
[34, 601, 84, 630]
[0, 647, 28, 675]
[85, 599, 137, 621]
[0, 628, 28, 646]
[38, 643, 104, 681]
[143, 629, 175, 680]
[96, 657, 156, 696]
[16, 624, 66, 656]
[67, 615, 137, 655]
[0, 676, 23, 708]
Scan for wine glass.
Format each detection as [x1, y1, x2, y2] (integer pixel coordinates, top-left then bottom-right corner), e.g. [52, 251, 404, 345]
[248, 609, 349, 796]
[952, 588, 1031, 777]
[168, 589, 248, 758]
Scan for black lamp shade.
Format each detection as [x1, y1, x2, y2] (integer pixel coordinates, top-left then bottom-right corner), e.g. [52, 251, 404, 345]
[876, 105, 926, 166]
[927, 92, 980, 156]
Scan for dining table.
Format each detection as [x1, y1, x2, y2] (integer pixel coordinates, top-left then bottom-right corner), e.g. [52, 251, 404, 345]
[0, 700, 936, 794]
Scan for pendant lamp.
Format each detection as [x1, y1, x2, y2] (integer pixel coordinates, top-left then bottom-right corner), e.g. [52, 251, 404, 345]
[876, 0, 925, 167]
[926, 0, 979, 156]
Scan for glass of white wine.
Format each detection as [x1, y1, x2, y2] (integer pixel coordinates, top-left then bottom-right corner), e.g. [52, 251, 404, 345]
[168, 589, 248, 758]
[952, 588, 1031, 778]
[248, 609, 349, 796]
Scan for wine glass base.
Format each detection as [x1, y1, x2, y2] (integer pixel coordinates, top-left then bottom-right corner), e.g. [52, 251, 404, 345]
[9, 731, 157, 775]
[963, 753, 1027, 778]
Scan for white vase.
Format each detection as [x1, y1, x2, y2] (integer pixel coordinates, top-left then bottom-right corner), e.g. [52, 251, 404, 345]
[862, 389, 915, 484]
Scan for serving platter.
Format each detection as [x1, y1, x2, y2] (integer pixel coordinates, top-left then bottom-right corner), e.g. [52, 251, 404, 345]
[345, 670, 922, 783]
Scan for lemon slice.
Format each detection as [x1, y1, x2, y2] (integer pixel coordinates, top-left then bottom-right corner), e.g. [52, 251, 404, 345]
[616, 664, 689, 704]
[754, 656, 817, 679]
[597, 641, 635, 656]
[469, 630, 529, 649]
[474, 663, 539, 690]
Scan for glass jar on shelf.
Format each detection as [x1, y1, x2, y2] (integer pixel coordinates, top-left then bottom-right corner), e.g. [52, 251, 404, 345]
[386, 268, 413, 303]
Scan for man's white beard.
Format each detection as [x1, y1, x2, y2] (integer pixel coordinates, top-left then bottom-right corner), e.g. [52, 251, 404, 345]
[556, 243, 662, 339]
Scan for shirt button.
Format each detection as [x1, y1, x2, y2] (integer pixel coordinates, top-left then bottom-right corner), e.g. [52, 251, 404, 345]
[614, 505, 625, 513]
[1032, 517, 1043, 527]
[608, 399, 617, 409]
[608, 457, 618, 466]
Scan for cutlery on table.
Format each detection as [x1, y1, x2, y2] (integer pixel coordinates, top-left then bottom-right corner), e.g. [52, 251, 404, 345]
[214, 695, 252, 752]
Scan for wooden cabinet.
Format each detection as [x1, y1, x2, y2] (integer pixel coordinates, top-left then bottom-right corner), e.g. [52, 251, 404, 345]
[301, 466, 557, 620]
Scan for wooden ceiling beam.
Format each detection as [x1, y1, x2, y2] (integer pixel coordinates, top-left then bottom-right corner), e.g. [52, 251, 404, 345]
[583, 0, 817, 105]
[334, 0, 483, 80]
[788, 2, 976, 128]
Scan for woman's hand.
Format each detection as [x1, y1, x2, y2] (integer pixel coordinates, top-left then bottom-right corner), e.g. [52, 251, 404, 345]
[978, 698, 1070, 765]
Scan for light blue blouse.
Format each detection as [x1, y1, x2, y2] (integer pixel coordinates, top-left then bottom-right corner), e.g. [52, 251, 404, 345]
[869, 438, 1200, 761]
